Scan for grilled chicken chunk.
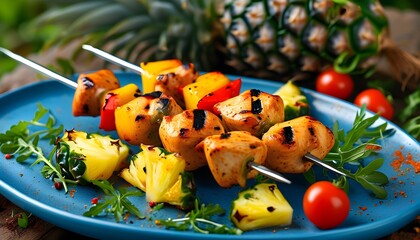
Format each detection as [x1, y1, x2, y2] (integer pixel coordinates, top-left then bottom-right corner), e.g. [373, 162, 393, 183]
[72, 69, 120, 116]
[115, 91, 183, 146]
[154, 63, 198, 108]
[214, 89, 284, 137]
[197, 131, 267, 188]
[262, 116, 335, 174]
[159, 109, 225, 171]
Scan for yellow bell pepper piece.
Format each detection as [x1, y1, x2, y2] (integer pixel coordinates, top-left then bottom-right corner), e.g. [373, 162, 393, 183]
[183, 72, 230, 110]
[140, 59, 182, 93]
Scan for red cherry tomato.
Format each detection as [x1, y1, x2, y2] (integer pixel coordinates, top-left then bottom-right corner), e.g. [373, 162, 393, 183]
[303, 181, 350, 229]
[316, 68, 354, 99]
[354, 88, 394, 120]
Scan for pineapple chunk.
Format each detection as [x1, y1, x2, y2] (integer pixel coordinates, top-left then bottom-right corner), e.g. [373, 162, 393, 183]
[120, 144, 196, 210]
[230, 183, 293, 231]
[55, 130, 130, 184]
[273, 81, 309, 121]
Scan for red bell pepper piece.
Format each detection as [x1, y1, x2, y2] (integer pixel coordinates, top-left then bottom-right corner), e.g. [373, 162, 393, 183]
[99, 93, 118, 131]
[197, 78, 242, 115]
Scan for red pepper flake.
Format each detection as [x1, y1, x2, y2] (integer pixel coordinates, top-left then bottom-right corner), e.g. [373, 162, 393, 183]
[359, 206, 368, 211]
[391, 149, 419, 173]
[5, 153, 13, 159]
[399, 191, 407, 198]
[149, 202, 157, 208]
[91, 197, 99, 205]
[405, 153, 420, 173]
[391, 149, 405, 171]
[69, 189, 76, 198]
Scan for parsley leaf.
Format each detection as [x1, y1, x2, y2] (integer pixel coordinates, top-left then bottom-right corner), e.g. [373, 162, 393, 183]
[0, 103, 67, 191]
[156, 199, 242, 235]
[84, 180, 145, 222]
[322, 105, 395, 199]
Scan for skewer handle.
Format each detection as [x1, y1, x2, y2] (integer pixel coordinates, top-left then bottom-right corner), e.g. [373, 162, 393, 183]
[248, 161, 292, 184]
[0, 47, 77, 89]
[82, 45, 144, 74]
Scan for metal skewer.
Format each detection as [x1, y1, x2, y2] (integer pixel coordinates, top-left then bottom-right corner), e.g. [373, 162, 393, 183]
[304, 153, 348, 176]
[248, 162, 291, 184]
[82, 45, 144, 74]
[0, 47, 77, 89]
[0, 46, 293, 185]
[82, 45, 349, 178]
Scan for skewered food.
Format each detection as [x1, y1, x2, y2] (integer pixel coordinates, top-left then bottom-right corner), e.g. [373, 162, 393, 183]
[197, 131, 267, 188]
[99, 83, 142, 131]
[140, 59, 184, 93]
[183, 72, 231, 110]
[262, 116, 335, 173]
[230, 183, 293, 231]
[115, 91, 183, 146]
[273, 81, 309, 121]
[154, 62, 198, 108]
[214, 89, 284, 137]
[55, 129, 130, 184]
[120, 144, 196, 210]
[159, 109, 225, 171]
[72, 69, 120, 116]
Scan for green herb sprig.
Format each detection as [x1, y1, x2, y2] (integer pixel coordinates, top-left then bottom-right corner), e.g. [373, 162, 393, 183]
[309, 105, 395, 199]
[157, 199, 242, 235]
[0, 103, 67, 191]
[83, 180, 145, 222]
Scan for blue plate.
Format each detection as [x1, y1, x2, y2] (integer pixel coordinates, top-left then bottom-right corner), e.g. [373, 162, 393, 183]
[0, 72, 419, 240]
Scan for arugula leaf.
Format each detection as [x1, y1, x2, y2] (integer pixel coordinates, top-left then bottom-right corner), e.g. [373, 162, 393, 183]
[323, 105, 394, 199]
[84, 180, 145, 222]
[156, 199, 242, 235]
[0, 103, 67, 191]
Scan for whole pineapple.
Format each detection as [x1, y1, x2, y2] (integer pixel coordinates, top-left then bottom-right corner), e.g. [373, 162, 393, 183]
[37, 0, 418, 87]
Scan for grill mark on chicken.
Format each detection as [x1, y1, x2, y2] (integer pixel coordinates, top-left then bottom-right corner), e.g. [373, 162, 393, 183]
[157, 98, 170, 110]
[179, 128, 189, 137]
[250, 89, 263, 114]
[282, 126, 295, 145]
[134, 89, 142, 98]
[143, 91, 163, 99]
[81, 77, 94, 89]
[192, 109, 206, 130]
[135, 115, 145, 121]
[220, 132, 231, 139]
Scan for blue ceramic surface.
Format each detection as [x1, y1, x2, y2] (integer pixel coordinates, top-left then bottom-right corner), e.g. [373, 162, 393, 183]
[0, 72, 419, 240]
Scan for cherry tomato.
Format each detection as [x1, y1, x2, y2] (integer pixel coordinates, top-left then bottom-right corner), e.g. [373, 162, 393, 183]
[354, 88, 394, 120]
[303, 181, 350, 229]
[315, 68, 354, 99]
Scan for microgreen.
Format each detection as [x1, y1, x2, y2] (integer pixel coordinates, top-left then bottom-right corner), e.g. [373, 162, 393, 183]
[0, 103, 68, 192]
[83, 180, 145, 222]
[156, 199, 242, 235]
[311, 105, 395, 199]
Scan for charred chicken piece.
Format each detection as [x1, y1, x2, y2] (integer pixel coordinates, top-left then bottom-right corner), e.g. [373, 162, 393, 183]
[214, 89, 284, 137]
[154, 63, 198, 108]
[159, 109, 225, 171]
[72, 69, 120, 116]
[197, 131, 267, 188]
[262, 116, 335, 173]
[115, 91, 183, 146]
